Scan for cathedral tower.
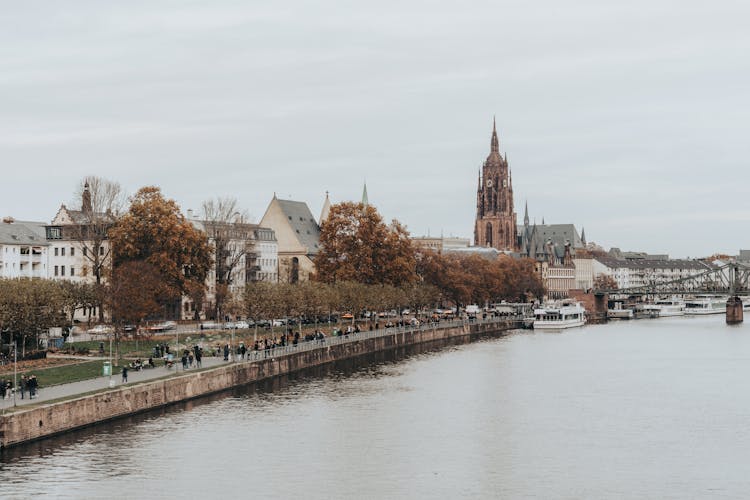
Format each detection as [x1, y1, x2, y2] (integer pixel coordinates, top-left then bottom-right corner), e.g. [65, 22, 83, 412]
[474, 119, 517, 251]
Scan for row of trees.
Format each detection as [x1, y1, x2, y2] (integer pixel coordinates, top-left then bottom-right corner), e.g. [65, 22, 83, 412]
[313, 200, 546, 307]
[0, 280, 97, 355]
[243, 281, 440, 328]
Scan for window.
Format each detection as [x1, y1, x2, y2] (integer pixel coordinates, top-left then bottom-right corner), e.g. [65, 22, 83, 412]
[61, 265, 65, 276]
[61, 247, 66, 256]
[70, 267, 75, 276]
[99, 246, 104, 256]
[54, 248, 59, 257]
[83, 247, 87, 257]
[54, 265, 58, 276]
[70, 247, 75, 256]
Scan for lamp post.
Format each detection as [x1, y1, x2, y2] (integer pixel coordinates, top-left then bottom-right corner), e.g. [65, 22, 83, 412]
[13, 334, 18, 408]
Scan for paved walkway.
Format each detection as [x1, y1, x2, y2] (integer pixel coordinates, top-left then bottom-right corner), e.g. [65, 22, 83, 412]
[0, 356, 229, 410]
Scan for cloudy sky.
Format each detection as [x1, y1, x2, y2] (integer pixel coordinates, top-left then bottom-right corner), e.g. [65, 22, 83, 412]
[2, 1, 748, 258]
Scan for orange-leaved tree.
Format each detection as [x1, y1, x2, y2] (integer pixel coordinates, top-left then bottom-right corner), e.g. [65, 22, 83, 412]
[314, 202, 417, 287]
[109, 187, 212, 317]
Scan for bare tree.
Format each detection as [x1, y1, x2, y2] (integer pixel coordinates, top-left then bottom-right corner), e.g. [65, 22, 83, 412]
[201, 197, 252, 321]
[69, 176, 126, 321]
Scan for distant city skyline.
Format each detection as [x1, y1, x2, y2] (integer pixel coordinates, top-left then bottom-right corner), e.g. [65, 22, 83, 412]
[2, 1, 748, 258]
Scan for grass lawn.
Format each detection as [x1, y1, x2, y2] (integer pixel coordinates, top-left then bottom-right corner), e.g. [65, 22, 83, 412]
[0, 360, 121, 387]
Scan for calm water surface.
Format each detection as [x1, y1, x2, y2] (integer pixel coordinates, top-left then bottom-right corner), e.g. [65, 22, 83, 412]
[2, 315, 750, 499]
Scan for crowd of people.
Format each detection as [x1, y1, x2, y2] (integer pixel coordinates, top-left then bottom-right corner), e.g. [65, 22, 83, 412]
[1, 374, 38, 400]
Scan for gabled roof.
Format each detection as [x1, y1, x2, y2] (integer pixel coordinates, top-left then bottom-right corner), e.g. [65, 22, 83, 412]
[0, 220, 48, 246]
[51, 204, 115, 225]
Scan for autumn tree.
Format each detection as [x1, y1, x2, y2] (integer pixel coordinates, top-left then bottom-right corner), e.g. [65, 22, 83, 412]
[106, 261, 167, 362]
[0, 279, 66, 356]
[314, 202, 417, 286]
[593, 274, 618, 291]
[109, 187, 213, 318]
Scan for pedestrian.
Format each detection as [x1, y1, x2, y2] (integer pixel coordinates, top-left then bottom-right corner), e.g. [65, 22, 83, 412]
[195, 349, 202, 368]
[19, 375, 27, 399]
[188, 352, 194, 367]
[122, 366, 128, 383]
[240, 344, 246, 360]
[29, 375, 38, 399]
[181, 353, 188, 369]
[223, 344, 229, 361]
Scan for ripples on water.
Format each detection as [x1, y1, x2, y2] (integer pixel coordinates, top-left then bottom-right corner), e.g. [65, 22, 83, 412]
[3, 316, 750, 499]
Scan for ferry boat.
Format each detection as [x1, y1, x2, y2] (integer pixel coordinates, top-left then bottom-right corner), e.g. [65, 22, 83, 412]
[642, 297, 685, 318]
[683, 296, 727, 315]
[533, 301, 586, 329]
[608, 303, 634, 320]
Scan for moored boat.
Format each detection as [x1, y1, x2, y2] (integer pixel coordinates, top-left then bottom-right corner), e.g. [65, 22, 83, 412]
[684, 295, 727, 315]
[533, 301, 586, 329]
[642, 297, 685, 318]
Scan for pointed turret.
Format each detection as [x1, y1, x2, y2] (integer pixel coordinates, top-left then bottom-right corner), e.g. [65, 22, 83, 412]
[361, 182, 369, 207]
[491, 116, 499, 153]
[581, 227, 587, 246]
[319, 191, 331, 224]
[82, 181, 92, 213]
[523, 201, 529, 226]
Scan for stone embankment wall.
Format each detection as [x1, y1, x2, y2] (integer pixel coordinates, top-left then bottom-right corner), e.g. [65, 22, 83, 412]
[0, 320, 516, 449]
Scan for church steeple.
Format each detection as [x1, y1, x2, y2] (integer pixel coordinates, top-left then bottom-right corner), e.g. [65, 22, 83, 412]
[361, 182, 369, 207]
[524, 201, 529, 226]
[319, 191, 331, 224]
[491, 116, 499, 153]
[82, 181, 92, 213]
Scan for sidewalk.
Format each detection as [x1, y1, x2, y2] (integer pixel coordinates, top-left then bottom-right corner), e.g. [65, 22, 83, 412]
[0, 356, 228, 410]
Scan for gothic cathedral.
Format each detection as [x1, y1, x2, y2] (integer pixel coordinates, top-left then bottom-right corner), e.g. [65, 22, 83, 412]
[474, 119, 517, 251]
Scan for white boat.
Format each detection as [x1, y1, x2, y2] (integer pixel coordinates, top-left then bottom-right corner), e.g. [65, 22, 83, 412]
[642, 297, 685, 318]
[533, 301, 586, 329]
[608, 302, 634, 319]
[608, 308, 634, 319]
[683, 296, 727, 315]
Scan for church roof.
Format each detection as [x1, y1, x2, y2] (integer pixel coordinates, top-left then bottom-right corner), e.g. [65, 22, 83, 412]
[275, 198, 321, 254]
[525, 224, 583, 248]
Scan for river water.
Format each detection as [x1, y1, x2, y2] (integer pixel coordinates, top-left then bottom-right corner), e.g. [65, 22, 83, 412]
[2, 315, 750, 499]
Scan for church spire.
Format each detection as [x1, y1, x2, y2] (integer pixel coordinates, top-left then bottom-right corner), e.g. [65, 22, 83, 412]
[581, 227, 587, 246]
[361, 182, 369, 207]
[491, 116, 499, 153]
[82, 181, 92, 213]
[524, 201, 529, 226]
[319, 191, 331, 224]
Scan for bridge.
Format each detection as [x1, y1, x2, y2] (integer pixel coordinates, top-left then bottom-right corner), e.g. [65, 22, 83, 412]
[595, 262, 750, 324]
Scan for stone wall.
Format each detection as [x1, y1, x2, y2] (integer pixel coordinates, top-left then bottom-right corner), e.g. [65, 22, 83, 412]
[1, 320, 516, 449]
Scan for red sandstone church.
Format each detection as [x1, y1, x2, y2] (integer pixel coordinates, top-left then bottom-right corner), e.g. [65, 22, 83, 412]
[474, 119, 517, 251]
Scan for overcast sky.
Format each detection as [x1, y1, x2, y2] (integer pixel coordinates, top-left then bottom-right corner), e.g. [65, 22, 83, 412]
[2, 1, 749, 258]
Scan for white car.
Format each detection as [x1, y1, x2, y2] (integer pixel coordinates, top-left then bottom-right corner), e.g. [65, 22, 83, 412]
[234, 321, 250, 329]
[87, 324, 113, 334]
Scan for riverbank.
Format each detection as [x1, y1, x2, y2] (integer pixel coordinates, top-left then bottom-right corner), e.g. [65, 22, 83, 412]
[0, 317, 518, 449]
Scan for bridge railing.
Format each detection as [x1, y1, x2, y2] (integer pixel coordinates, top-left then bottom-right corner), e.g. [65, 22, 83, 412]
[240, 315, 520, 361]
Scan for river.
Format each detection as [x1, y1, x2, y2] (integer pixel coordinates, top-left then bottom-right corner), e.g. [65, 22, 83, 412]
[2, 315, 750, 499]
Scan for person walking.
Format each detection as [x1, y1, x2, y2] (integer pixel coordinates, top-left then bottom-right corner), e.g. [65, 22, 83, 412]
[121, 366, 128, 384]
[19, 375, 27, 400]
[30, 375, 38, 399]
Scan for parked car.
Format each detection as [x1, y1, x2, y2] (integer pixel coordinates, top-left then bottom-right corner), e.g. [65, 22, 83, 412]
[123, 324, 137, 332]
[234, 321, 250, 329]
[148, 321, 177, 332]
[87, 324, 113, 335]
[223, 322, 237, 329]
[200, 321, 221, 330]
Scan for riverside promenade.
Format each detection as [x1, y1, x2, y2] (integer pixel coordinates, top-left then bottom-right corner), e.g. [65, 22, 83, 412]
[0, 317, 520, 449]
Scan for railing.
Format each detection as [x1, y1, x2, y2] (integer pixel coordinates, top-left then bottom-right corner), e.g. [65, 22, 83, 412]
[238, 315, 521, 362]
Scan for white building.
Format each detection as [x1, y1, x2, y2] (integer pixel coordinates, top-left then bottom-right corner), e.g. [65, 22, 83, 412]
[0, 218, 49, 279]
[186, 218, 278, 320]
[593, 256, 713, 290]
